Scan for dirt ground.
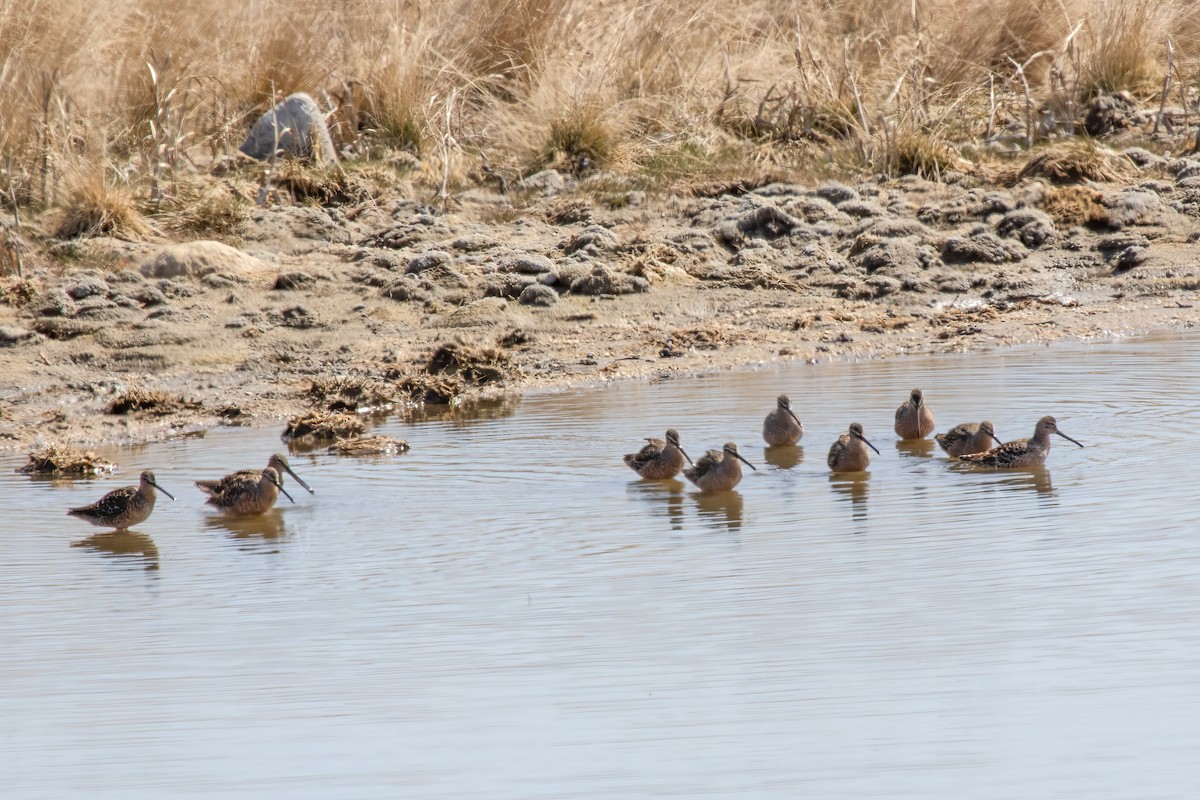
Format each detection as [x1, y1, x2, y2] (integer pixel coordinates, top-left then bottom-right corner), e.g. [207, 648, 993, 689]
[2, 155, 1199, 450]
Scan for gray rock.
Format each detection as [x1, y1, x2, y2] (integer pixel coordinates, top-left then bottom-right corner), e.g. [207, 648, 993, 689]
[273, 271, 315, 290]
[239, 93, 338, 164]
[0, 325, 37, 346]
[811, 182, 859, 205]
[66, 277, 109, 300]
[140, 240, 262, 279]
[569, 264, 648, 295]
[484, 274, 536, 299]
[519, 169, 567, 195]
[941, 231, 1027, 264]
[518, 283, 559, 306]
[406, 250, 453, 274]
[737, 204, 800, 238]
[996, 209, 1056, 248]
[1101, 191, 1162, 229]
[501, 254, 554, 274]
[130, 284, 166, 307]
[380, 276, 430, 302]
[564, 225, 619, 254]
[1114, 246, 1148, 271]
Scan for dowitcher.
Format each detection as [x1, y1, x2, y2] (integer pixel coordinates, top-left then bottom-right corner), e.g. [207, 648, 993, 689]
[67, 470, 174, 530]
[762, 394, 804, 447]
[960, 415, 1083, 468]
[195, 453, 314, 496]
[199, 467, 295, 516]
[827, 423, 881, 472]
[935, 421, 1002, 458]
[894, 388, 936, 439]
[683, 442, 756, 493]
[624, 429, 692, 480]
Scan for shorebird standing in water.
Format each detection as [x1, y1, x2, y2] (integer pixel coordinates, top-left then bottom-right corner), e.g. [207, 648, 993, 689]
[894, 388, 936, 439]
[624, 429, 692, 480]
[684, 442, 756, 493]
[196, 453, 314, 496]
[67, 471, 174, 530]
[827, 423, 881, 472]
[198, 467, 295, 516]
[960, 416, 1083, 468]
[935, 421, 1001, 458]
[762, 394, 803, 447]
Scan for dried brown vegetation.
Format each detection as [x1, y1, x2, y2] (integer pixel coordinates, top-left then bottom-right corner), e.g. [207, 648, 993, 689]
[1, 0, 1198, 229]
[281, 410, 367, 442]
[17, 444, 116, 475]
[105, 386, 201, 415]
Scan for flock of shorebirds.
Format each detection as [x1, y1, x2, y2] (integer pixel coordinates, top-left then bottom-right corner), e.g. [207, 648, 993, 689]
[625, 388, 1084, 493]
[65, 388, 1084, 531]
[67, 455, 314, 532]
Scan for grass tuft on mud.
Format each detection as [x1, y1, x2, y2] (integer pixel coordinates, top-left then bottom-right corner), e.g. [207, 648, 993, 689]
[17, 443, 116, 475]
[281, 410, 367, 442]
[105, 386, 201, 415]
[306, 375, 397, 412]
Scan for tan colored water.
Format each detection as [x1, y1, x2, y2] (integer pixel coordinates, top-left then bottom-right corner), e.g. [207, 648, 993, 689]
[4, 334, 1200, 798]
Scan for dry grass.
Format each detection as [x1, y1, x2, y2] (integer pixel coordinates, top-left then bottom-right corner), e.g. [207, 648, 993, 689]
[17, 444, 116, 475]
[306, 375, 397, 412]
[0, 0, 1197, 224]
[105, 386, 201, 415]
[281, 410, 367, 442]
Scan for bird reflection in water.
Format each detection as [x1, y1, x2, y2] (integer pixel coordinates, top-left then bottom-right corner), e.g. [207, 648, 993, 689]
[829, 474, 870, 525]
[205, 510, 288, 549]
[997, 467, 1055, 497]
[627, 479, 687, 531]
[894, 437, 936, 459]
[694, 491, 744, 531]
[763, 446, 804, 470]
[948, 463, 1056, 498]
[71, 530, 160, 571]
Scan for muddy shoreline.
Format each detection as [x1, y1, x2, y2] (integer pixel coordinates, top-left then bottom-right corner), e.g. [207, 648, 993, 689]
[2, 164, 1199, 450]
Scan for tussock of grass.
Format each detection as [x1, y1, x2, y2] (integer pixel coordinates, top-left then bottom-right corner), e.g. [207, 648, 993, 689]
[425, 341, 512, 385]
[306, 375, 397, 412]
[54, 174, 154, 241]
[105, 386, 201, 415]
[1010, 142, 1134, 185]
[281, 410, 367, 442]
[397, 373, 464, 405]
[17, 444, 116, 475]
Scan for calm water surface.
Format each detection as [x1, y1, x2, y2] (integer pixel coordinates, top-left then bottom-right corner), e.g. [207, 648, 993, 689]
[4, 335, 1200, 799]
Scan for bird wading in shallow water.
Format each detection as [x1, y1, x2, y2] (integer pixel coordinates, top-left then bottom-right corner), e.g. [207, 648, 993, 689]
[624, 429, 692, 480]
[894, 388, 936, 439]
[198, 467, 295, 516]
[935, 421, 1001, 458]
[959, 416, 1083, 468]
[684, 442, 756, 493]
[762, 394, 804, 447]
[827, 423, 881, 473]
[68, 471, 174, 530]
[195, 453, 314, 496]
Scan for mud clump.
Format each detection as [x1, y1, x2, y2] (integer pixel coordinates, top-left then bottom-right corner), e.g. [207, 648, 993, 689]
[105, 387, 201, 415]
[17, 444, 116, 475]
[281, 411, 366, 442]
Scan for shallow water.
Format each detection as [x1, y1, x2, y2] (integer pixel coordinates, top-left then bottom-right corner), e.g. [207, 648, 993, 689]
[4, 334, 1200, 799]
